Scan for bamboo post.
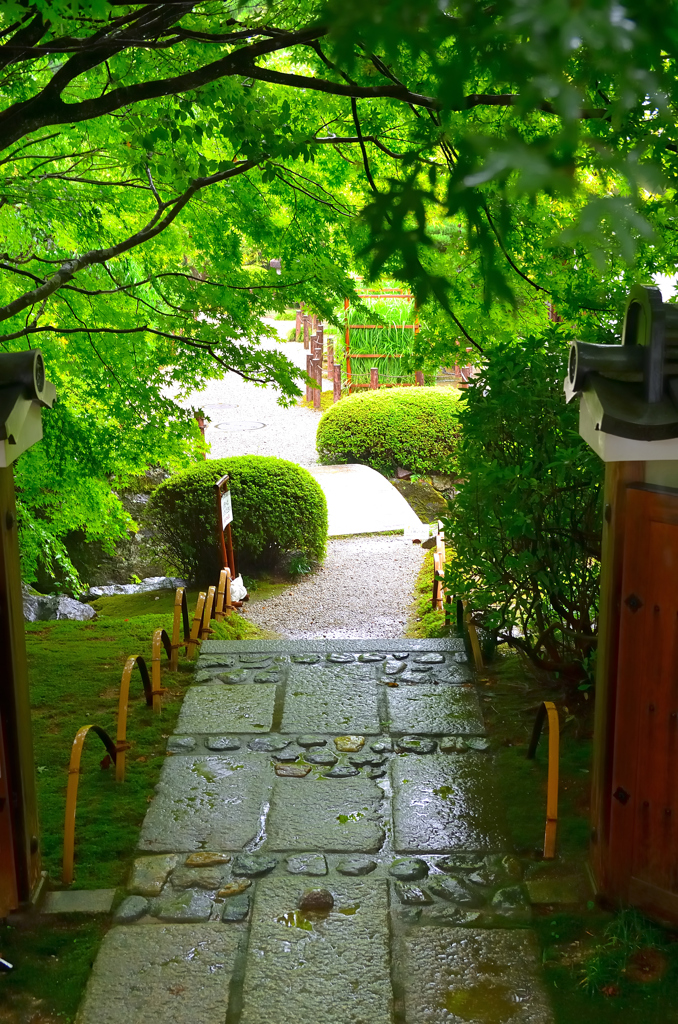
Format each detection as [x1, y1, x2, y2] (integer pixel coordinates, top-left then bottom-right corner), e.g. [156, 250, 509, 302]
[334, 364, 342, 403]
[327, 341, 334, 377]
[303, 315, 310, 350]
[200, 586, 216, 640]
[306, 354, 313, 404]
[313, 356, 322, 410]
[187, 592, 206, 658]
[370, 366, 379, 390]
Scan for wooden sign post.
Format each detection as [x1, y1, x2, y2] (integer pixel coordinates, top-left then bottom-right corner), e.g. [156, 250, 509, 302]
[566, 284, 678, 922]
[0, 351, 56, 916]
[214, 474, 236, 579]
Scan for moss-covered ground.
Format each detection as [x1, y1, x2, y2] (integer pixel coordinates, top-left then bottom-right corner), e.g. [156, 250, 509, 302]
[482, 650, 678, 1022]
[404, 549, 449, 639]
[0, 588, 269, 1022]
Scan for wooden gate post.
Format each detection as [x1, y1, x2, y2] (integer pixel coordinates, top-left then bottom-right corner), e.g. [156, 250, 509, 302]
[0, 351, 56, 915]
[566, 283, 678, 921]
[333, 364, 342, 403]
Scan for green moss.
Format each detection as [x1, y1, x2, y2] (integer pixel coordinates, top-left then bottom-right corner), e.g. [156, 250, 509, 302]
[0, 916, 108, 1022]
[147, 455, 328, 581]
[405, 550, 450, 639]
[316, 386, 460, 475]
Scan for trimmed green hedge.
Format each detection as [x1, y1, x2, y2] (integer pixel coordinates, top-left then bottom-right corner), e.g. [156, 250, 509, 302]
[316, 387, 460, 475]
[146, 456, 327, 581]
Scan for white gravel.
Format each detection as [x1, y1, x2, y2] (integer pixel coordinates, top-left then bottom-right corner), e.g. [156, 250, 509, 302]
[184, 321, 327, 467]
[245, 536, 426, 639]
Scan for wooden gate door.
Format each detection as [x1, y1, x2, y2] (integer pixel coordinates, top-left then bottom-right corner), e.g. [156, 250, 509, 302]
[608, 484, 678, 920]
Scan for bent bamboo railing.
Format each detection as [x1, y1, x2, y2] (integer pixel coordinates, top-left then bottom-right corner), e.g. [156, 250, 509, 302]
[62, 725, 119, 884]
[62, 571, 237, 883]
[527, 701, 560, 859]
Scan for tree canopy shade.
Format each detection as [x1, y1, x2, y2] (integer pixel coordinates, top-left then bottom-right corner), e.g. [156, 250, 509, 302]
[1, 0, 677, 583]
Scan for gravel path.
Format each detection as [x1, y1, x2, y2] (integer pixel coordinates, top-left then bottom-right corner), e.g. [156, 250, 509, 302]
[184, 321, 327, 467]
[182, 322, 425, 640]
[246, 536, 426, 639]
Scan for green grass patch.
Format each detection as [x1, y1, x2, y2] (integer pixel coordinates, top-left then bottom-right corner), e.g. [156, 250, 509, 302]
[0, 916, 107, 1022]
[405, 550, 450, 639]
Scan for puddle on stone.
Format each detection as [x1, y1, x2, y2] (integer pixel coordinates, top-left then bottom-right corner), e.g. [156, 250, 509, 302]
[276, 910, 313, 931]
[444, 982, 528, 1023]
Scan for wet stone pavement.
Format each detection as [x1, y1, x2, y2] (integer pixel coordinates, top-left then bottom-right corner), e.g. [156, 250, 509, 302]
[77, 640, 554, 1024]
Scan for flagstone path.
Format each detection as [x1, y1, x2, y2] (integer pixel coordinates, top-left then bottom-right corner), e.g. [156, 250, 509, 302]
[77, 639, 556, 1024]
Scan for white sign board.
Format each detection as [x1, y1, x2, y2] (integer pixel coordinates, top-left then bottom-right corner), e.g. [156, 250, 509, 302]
[220, 490, 233, 527]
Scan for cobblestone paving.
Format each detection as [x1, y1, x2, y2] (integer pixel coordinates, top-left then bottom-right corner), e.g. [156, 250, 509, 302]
[78, 640, 554, 1024]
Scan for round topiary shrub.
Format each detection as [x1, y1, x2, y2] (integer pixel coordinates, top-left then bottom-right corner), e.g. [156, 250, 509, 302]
[146, 456, 327, 581]
[316, 387, 460, 475]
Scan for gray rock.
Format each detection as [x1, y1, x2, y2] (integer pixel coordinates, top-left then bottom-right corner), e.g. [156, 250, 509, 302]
[76, 925, 241, 1024]
[194, 669, 229, 684]
[114, 895, 149, 922]
[150, 889, 213, 922]
[175, 684, 276, 734]
[304, 750, 338, 766]
[327, 653, 355, 663]
[349, 753, 386, 767]
[254, 672, 281, 683]
[384, 661, 406, 676]
[267, 773, 383, 852]
[391, 653, 409, 660]
[42, 889, 116, 914]
[336, 857, 377, 876]
[389, 858, 428, 881]
[198, 656, 235, 668]
[291, 655, 320, 664]
[437, 854, 486, 873]
[466, 736, 491, 752]
[399, 926, 554, 1024]
[247, 736, 290, 752]
[129, 855, 178, 896]
[297, 735, 327, 747]
[358, 653, 385, 662]
[390, 754, 508, 854]
[439, 736, 469, 754]
[394, 883, 432, 905]
[368, 768, 386, 779]
[139, 755, 269, 853]
[167, 736, 197, 753]
[85, 576, 186, 599]
[324, 765, 360, 779]
[238, 876, 392, 1024]
[204, 736, 241, 751]
[286, 854, 328, 876]
[232, 853, 278, 877]
[428, 876, 485, 907]
[24, 593, 97, 622]
[282, 665, 380, 735]
[491, 885, 529, 908]
[170, 866, 229, 890]
[221, 893, 251, 921]
[216, 671, 248, 684]
[415, 653, 446, 664]
[371, 739, 395, 753]
[388, 685, 485, 735]
[396, 736, 437, 754]
[274, 744, 306, 762]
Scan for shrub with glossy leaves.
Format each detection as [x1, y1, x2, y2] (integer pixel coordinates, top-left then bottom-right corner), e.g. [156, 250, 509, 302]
[316, 387, 460, 475]
[147, 456, 327, 581]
